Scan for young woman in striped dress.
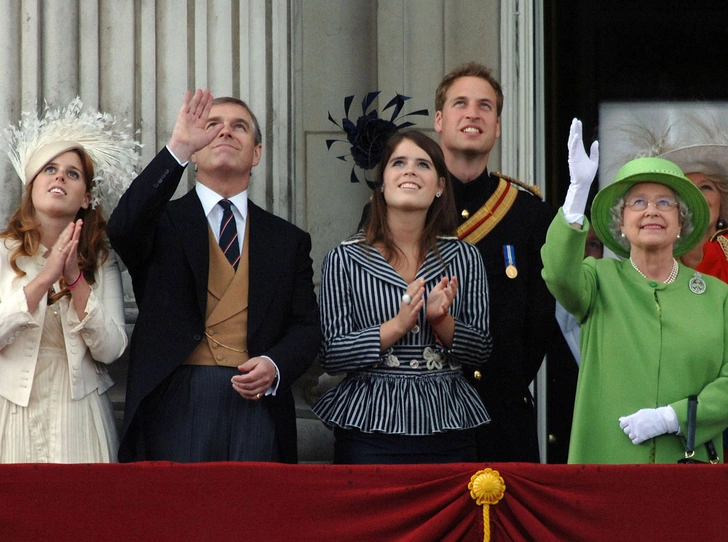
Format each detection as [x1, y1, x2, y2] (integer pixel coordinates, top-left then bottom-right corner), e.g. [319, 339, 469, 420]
[312, 130, 492, 464]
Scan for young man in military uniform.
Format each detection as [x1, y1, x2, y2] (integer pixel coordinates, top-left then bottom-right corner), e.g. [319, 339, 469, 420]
[434, 62, 556, 462]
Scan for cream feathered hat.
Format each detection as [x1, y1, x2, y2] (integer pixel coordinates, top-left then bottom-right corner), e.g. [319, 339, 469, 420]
[617, 112, 728, 177]
[612, 109, 728, 228]
[3, 97, 141, 215]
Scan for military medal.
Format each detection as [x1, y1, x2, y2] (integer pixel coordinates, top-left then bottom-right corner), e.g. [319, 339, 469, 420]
[503, 245, 517, 279]
[689, 272, 706, 294]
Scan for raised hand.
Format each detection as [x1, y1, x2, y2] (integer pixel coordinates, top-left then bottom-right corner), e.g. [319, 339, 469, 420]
[563, 118, 599, 221]
[568, 118, 599, 187]
[167, 89, 223, 162]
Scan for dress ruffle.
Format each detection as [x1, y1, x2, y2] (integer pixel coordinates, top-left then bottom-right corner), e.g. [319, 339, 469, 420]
[312, 369, 490, 435]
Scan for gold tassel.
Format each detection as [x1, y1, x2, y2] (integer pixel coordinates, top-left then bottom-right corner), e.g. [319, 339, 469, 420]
[468, 468, 506, 542]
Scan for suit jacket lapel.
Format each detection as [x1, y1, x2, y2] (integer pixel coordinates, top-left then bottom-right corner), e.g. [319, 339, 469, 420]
[247, 201, 276, 341]
[169, 190, 210, 317]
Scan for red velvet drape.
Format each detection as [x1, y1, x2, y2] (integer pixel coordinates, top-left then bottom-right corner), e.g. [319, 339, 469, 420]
[0, 462, 725, 541]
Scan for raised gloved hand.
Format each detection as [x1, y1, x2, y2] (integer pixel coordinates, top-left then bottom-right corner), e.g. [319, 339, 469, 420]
[618, 406, 679, 445]
[563, 118, 599, 224]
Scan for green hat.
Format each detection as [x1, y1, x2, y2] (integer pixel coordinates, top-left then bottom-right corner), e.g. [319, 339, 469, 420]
[591, 156, 709, 258]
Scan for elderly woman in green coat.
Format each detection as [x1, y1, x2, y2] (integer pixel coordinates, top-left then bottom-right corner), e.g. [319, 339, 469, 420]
[541, 118, 728, 464]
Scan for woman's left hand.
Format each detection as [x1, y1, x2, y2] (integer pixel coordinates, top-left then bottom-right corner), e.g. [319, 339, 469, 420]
[618, 406, 679, 444]
[426, 276, 458, 321]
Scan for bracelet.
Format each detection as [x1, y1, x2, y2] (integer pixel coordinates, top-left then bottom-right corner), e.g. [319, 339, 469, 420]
[428, 312, 448, 326]
[67, 272, 84, 290]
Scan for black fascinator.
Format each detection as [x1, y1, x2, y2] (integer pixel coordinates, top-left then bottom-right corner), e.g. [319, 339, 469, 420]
[326, 92, 428, 189]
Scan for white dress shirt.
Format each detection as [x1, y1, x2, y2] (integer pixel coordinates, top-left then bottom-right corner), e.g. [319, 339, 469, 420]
[195, 182, 248, 255]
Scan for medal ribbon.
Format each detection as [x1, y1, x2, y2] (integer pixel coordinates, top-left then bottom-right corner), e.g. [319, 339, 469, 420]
[503, 244, 517, 278]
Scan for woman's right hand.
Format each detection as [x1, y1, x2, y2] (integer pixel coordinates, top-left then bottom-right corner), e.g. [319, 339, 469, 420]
[379, 278, 425, 352]
[567, 118, 599, 188]
[396, 278, 425, 333]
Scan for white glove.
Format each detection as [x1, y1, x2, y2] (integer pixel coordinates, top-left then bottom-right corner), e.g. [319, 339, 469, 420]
[563, 118, 599, 224]
[618, 406, 679, 445]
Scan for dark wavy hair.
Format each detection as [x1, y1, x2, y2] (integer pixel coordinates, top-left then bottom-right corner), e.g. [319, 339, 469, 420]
[365, 130, 457, 265]
[1, 148, 109, 301]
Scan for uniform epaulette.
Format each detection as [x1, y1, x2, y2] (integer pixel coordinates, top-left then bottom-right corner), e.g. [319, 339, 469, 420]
[711, 228, 728, 261]
[493, 171, 542, 199]
[710, 227, 728, 242]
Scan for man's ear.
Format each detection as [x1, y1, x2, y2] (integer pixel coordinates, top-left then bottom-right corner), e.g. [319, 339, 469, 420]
[251, 144, 262, 168]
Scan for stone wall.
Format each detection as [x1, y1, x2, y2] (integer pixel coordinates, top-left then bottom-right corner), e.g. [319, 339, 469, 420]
[0, 0, 504, 464]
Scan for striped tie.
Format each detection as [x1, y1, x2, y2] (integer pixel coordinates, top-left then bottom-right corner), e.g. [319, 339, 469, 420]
[218, 199, 240, 270]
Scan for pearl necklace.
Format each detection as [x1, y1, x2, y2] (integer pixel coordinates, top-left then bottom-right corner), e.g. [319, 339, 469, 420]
[630, 257, 679, 284]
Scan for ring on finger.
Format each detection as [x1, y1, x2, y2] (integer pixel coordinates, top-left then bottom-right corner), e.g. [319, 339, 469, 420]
[255, 393, 262, 399]
[401, 293, 412, 305]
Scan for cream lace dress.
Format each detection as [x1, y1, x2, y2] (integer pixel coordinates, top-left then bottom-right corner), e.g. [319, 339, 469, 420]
[0, 301, 118, 463]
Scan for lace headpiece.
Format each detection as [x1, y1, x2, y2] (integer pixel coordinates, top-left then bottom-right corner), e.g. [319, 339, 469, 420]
[3, 97, 141, 215]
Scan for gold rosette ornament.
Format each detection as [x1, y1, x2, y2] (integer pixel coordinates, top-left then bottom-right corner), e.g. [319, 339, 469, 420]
[468, 468, 506, 542]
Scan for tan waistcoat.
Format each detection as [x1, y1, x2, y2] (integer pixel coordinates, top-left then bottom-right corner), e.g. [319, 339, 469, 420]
[184, 220, 250, 367]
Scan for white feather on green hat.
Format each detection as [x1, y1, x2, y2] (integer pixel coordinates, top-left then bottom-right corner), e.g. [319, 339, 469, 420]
[3, 97, 141, 216]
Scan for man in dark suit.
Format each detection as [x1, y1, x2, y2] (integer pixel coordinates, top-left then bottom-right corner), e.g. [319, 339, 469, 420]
[108, 89, 320, 463]
[434, 63, 556, 462]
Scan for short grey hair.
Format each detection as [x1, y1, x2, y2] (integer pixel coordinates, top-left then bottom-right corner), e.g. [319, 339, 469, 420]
[211, 96, 262, 146]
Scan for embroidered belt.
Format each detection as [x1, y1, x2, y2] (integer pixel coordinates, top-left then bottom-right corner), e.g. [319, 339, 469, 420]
[375, 347, 461, 371]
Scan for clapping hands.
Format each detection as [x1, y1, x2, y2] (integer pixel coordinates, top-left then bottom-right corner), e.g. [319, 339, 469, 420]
[426, 276, 458, 323]
[45, 219, 84, 287]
